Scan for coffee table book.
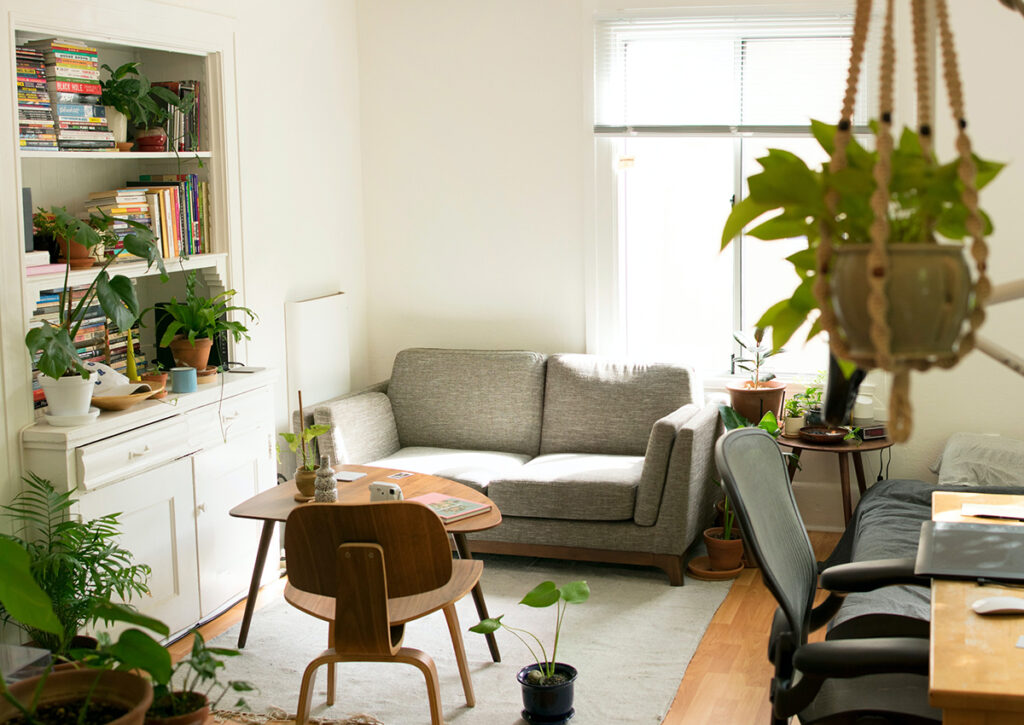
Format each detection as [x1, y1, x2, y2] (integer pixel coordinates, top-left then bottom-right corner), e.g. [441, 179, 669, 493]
[408, 491, 492, 523]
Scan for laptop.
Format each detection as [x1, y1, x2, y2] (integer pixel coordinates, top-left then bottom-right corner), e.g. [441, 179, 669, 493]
[915, 520, 1024, 583]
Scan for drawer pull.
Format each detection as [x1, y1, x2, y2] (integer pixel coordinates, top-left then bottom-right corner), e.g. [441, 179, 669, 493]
[196, 503, 207, 514]
[223, 412, 241, 421]
[129, 445, 152, 459]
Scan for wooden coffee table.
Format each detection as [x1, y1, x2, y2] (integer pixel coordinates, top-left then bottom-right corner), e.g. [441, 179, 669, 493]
[229, 464, 503, 661]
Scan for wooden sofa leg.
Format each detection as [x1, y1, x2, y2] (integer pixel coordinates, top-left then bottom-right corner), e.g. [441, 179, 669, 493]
[656, 554, 685, 586]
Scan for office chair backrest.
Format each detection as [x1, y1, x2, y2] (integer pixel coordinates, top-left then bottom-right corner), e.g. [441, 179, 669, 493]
[715, 428, 818, 646]
[285, 502, 453, 600]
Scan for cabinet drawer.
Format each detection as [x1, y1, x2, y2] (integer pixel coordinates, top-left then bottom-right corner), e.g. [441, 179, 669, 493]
[186, 387, 273, 448]
[76, 418, 191, 491]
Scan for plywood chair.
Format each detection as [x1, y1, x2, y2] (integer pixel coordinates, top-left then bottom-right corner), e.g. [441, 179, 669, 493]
[284, 502, 483, 725]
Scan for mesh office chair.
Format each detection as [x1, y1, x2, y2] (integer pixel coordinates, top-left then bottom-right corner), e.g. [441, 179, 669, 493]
[715, 428, 940, 724]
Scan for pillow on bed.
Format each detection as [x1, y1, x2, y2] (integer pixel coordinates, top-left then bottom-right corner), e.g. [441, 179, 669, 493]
[931, 432, 1024, 486]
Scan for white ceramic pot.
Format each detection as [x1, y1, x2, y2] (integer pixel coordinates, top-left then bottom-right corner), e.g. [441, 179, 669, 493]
[784, 416, 805, 436]
[105, 107, 128, 143]
[40, 373, 96, 416]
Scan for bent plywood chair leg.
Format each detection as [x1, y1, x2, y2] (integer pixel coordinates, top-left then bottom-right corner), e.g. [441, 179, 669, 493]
[443, 602, 476, 706]
[327, 621, 337, 705]
[395, 647, 444, 725]
[295, 650, 339, 725]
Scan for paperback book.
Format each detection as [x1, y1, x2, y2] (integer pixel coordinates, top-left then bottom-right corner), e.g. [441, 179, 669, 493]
[407, 492, 492, 523]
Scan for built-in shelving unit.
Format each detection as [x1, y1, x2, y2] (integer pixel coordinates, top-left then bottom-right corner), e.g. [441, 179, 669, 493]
[19, 151, 213, 160]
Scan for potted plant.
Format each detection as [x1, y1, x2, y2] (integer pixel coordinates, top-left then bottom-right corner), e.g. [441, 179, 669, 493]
[727, 328, 786, 426]
[141, 632, 253, 725]
[279, 423, 331, 502]
[0, 473, 153, 662]
[34, 208, 92, 268]
[24, 207, 165, 418]
[153, 270, 256, 371]
[704, 494, 744, 573]
[141, 362, 169, 399]
[721, 121, 1003, 359]
[471, 580, 590, 724]
[99, 62, 195, 151]
[0, 540, 161, 725]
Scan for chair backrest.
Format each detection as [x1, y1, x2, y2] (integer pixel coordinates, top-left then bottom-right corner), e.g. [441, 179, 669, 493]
[285, 502, 453, 600]
[715, 428, 818, 647]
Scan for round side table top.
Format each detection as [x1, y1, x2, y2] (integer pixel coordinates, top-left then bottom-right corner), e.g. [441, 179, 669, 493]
[776, 434, 892, 454]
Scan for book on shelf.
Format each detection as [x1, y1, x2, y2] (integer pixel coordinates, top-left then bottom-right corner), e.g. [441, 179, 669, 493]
[152, 80, 201, 152]
[407, 492, 492, 523]
[23, 250, 50, 267]
[27, 39, 113, 150]
[16, 45, 56, 150]
[25, 263, 68, 276]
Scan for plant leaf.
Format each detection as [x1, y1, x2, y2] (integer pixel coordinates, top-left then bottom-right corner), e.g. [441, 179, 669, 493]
[721, 196, 774, 249]
[96, 273, 140, 332]
[469, 616, 503, 634]
[718, 405, 751, 430]
[0, 537, 63, 636]
[559, 580, 590, 604]
[108, 628, 172, 684]
[520, 581, 560, 608]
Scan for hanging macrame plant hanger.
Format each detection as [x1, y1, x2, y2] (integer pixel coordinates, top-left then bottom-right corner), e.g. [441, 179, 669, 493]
[814, 0, 991, 443]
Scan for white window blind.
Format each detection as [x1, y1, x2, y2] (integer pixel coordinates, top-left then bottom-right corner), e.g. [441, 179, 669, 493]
[595, 11, 876, 132]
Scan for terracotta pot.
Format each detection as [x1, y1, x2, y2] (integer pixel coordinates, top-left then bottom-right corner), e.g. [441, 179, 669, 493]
[704, 527, 744, 571]
[168, 336, 213, 370]
[831, 245, 970, 363]
[134, 126, 168, 152]
[57, 236, 96, 269]
[726, 380, 786, 426]
[295, 468, 317, 500]
[145, 692, 209, 725]
[141, 372, 169, 399]
[0, 668, 152, 725]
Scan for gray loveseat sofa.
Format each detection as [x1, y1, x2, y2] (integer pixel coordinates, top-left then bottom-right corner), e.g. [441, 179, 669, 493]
[300, 348, 721, 584]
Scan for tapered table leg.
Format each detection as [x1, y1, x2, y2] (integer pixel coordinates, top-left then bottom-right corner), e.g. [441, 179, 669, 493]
[852, 451, 868, 495]
[237, 520, 276, 648]
[453, 532, 500, 662]
[838, 453, 852, 525]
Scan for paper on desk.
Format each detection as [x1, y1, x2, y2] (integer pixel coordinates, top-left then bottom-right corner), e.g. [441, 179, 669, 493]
[961, 503, 1024, 521]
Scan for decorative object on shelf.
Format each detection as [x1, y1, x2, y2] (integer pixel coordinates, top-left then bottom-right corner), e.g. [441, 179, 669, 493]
[471, 580, 589, 725]
[141, 365, 169, 399]
[116, 141, 134, 152]
[279, 391, 330, 503]
[98, 61, 195, 152]
[721, 0, 1005, 442]
[34, 208, 94, 269]
[40, 373, 97, 419]
[24, 206, 164, 417]
[91, 385, 161, 411]
[726, 327, 786, 425]
[798, 426, 850, 445]
[0, 474, 152, 660]
[170, 366, 198, 394]
[314, 456, 337, 503]
[153, 269, 256, 370]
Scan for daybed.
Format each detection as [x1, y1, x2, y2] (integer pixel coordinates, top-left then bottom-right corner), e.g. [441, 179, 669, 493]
[297, 348, 722, 584]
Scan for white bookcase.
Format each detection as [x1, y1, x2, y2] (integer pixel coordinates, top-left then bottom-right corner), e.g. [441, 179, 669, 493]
[2, 4, 272, 638]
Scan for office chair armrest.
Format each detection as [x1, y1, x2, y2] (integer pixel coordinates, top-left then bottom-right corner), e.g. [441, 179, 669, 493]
[793, 637, 930, 678]
[820, 557, 929, 593]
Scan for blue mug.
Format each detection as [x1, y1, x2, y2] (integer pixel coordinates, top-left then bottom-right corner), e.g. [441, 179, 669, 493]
[170, 366, 198, 394]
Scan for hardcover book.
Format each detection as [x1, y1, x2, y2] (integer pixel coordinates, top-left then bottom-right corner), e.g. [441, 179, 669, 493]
[407, 492, 492, 523]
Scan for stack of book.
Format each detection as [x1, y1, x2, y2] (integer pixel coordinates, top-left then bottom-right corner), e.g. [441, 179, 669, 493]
[25, 38, 115, 151]
[23, 250, 63, 277]
[16, 46, 57, 150]
[86, 188, 153, 261]
[129, 173, 209, 256]
[107, 327, 146, 377]
[153, 80, 201, 152]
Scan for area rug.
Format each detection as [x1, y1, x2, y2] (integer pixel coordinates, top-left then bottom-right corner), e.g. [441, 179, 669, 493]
[210, 555, 730, 724]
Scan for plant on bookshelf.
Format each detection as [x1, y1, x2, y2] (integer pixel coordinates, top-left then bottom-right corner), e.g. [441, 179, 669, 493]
[24, 206, 165, 416]
[153, 269, 256, 371]
[99, 61, 195, 151]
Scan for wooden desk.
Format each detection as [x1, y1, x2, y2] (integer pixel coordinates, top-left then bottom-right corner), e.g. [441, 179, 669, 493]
[229, 464, 503, 661]
[777, 435, 893, 525]
[930, 490, 1024, 723]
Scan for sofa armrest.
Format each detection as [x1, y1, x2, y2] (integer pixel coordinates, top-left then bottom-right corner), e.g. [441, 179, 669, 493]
[302, 384, 400, 466]
[643, 404, 722, 551]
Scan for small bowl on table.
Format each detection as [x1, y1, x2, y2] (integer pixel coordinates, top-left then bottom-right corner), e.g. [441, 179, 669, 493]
[798, 426, 849, 445]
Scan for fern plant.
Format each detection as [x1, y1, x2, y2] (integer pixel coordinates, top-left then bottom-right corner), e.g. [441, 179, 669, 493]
[0, 473, 151, 657]
[154, 269, 257, 346]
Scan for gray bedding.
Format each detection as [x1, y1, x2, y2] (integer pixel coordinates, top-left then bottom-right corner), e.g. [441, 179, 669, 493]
[819, 479, 1024, 639]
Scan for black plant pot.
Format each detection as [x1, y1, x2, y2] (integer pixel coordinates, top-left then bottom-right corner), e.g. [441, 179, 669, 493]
[517, 662, 577, 724]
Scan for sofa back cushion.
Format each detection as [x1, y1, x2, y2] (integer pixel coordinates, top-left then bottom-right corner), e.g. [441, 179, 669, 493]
[389, 348, 547, 456]
[540, 354, 700, 456]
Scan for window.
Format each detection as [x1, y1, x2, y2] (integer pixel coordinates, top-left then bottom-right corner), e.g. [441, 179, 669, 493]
[593, 8, 876, 376]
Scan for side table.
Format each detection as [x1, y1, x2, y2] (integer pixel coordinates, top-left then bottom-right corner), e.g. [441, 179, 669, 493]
[776, 435, 893, 525]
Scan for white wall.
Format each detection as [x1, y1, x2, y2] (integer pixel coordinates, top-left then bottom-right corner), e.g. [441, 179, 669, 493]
[355, 0, 1024, 529]
[356, 0, 586, 379]
[0, 0, 368, 503]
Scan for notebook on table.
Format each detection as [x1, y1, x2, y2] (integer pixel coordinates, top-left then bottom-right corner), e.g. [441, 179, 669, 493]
[407, 492, 492, 523]
[915, 520, 1024, 582]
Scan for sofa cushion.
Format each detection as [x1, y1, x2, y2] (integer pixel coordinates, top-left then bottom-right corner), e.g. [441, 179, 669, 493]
[313, 392, 400, 465]
[540, 354, 700, 456]
[366, 446, 532, 493]
[487, 453, 643, 521]
[388, 348, 547, 457]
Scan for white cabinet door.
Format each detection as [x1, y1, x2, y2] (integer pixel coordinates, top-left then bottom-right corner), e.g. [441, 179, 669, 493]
[193, 428, 276, 618]
[75, 457, 200, 636]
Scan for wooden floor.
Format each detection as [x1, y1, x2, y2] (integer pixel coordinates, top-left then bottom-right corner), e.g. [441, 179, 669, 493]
[172, 530, 842, 723]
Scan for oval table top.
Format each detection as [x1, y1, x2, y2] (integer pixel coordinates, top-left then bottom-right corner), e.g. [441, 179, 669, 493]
[229, 464, 502, 533]
[776, 434, 893, 455]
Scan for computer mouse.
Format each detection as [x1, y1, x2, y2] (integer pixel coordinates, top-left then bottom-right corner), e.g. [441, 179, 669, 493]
[971, 596, 1024, 615]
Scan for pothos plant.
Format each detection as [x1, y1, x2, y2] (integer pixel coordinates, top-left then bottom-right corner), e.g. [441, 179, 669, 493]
[25, 207, 165, 379]
[99, 61, 196, 132]
[721, 120, 1004, 353]
[470, 580, 590, 686]
[278, 424, 331, 472]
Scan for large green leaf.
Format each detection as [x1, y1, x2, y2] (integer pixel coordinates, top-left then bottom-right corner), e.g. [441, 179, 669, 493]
[108, 628, 172, 684]
[559, 580, 590, 604]
[721, 196, 774, 249]
[91, 600, 169, 636]
[25, 323, 87, 379]
[520, 581, 560, 608]
[0, 537, 63, 636]
[747, 211, 812, 241]
[121, 230, 168, 280]
[747, 149, 820, 206]
[469, 615, 503, 634]
[95, 272, 140, 332]
[718, 405, 751, 430]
